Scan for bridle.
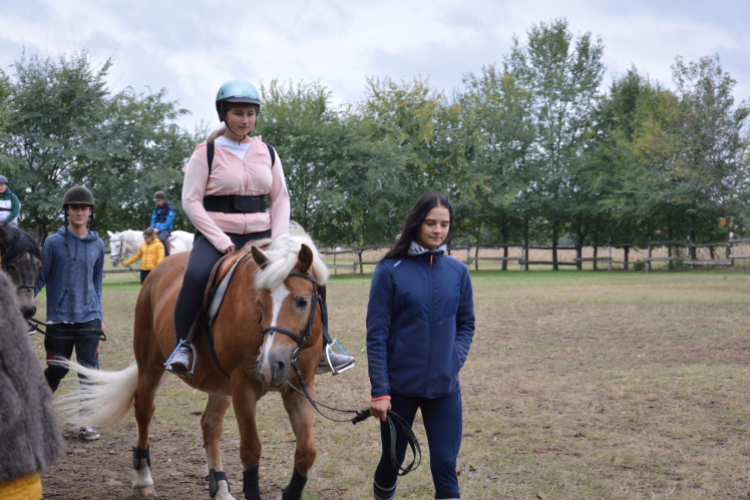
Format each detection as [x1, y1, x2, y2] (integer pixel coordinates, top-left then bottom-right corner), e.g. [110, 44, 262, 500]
[263, 269, 422, 477]
[260, 271, 323, 356]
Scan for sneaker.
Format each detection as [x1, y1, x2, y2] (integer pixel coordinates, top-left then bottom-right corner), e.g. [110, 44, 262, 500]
[79, 426, 101, 441]
[317, 344, 355, 375]
[166, 345, 192, 375]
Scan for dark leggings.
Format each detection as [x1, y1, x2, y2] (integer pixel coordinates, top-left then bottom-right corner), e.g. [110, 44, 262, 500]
[375, 391, 463, 499]
[174, 230, 270, 344]
[44, 319, 102, 393]
[158, 229, 171, 257]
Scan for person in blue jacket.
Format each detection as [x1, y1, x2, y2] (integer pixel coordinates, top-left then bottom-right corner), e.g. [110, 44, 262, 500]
[36, 186, 105, 441]
[150, 191, 175, 256]
[367, 192, 475, 500]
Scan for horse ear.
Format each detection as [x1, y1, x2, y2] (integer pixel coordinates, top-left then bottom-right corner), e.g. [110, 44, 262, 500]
[107, 231, 114, 238]
[297, 244, 313, 273]
[251, 245, 269, 269]
[31, 225, 44, 245]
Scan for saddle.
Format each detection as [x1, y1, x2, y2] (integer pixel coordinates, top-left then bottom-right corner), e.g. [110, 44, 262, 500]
[180, 245, 263, 378]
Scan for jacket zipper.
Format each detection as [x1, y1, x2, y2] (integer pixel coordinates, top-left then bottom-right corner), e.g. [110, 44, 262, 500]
[424, 254, 434, 395]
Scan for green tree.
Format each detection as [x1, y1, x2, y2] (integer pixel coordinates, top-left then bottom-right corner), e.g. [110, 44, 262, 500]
[459, 64, 535, 268]
[670, 55, 750, 247]
[254, 80, 342, 241]
[507, 18, 605, 269]
[0, 51, 196, 237]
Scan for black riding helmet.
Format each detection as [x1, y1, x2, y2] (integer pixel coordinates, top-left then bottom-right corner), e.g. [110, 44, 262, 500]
[63, 186, 95, 208]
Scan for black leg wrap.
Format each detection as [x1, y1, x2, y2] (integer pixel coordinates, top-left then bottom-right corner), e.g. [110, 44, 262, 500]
[243, 465, 261, 500]
[282, 468, 308, 500]
[132, 445, 151, 470]
[208, 469, 230, 498]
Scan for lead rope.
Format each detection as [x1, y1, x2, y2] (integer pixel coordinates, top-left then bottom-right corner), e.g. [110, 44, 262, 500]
[285, 302, 421, 476]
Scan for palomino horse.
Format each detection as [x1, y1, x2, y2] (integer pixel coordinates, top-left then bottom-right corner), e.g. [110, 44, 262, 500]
[58, 228, 329, 500]
[108, 229, 194, 266]
[0, 224, 43, 320]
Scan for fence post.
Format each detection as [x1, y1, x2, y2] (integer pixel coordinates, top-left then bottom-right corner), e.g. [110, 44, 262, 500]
[353, 242, 359, 274]
[608, 242, 612, 272]
[646, 240, 652, 273]
[466, 242, 472, 270]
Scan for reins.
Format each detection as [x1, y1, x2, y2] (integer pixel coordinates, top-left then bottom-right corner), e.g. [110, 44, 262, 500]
[27, 317, 107, 341]
[272, 270, 422, 477]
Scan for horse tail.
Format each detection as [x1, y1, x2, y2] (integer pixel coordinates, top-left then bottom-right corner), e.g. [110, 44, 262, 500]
[54, 360, 140, 428]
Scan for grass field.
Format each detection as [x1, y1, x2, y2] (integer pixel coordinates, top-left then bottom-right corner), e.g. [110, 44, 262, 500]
[35, 265, 750, 499]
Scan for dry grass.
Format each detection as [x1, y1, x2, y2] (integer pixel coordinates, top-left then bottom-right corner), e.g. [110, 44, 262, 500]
[34, 265, 750, 499]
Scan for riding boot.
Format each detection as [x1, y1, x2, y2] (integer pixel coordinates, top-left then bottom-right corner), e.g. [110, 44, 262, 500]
[316, 286, 355, 375]
[165, 344, 193, 376]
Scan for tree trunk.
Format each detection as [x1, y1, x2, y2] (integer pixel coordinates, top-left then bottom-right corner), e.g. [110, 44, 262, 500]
[552, 221, 559, 271]
[624, 245, 629, 271]
[593, 230, 599, 271]
[690, 230, 697, 260]
[523, 217, 529, 271]
[501, 224, 509, 271]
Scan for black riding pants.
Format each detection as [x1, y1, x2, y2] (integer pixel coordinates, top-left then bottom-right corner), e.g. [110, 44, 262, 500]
[375, 391, 463, 499]
[173, 230, 270, 344]
[44, 319, 102, 393]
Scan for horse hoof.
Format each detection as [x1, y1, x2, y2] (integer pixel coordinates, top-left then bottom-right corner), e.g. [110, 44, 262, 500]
[135, 485, 158, 497]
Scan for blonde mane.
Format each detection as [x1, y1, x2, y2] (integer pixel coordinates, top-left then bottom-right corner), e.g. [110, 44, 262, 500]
[252, 224, 329, 291]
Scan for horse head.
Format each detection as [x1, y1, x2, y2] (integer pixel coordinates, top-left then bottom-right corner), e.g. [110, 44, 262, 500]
[108, 231, 124, 266]
[250, 231, 329, 387]
[0, 225, 43, 320]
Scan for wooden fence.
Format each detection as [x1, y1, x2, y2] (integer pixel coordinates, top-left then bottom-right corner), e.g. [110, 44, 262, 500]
[107, 239, 750, 276]
[318, 239, 750, 274]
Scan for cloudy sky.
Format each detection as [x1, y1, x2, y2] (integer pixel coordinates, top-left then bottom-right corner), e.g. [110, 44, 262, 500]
[1, 0, 748, 132]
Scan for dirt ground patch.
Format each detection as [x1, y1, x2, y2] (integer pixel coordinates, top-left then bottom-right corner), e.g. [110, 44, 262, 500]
[34, 268, 750, 499]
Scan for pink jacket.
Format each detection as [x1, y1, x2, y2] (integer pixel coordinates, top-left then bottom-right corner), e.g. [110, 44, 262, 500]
[182, 136, 290, 252]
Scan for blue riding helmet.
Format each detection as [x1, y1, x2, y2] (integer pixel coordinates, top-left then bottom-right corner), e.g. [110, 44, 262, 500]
[0, 175, 8, 184]
[215, 79, 261, 120]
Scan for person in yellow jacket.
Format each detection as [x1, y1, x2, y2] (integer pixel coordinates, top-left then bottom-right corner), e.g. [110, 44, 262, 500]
[124, 228, 165, 284]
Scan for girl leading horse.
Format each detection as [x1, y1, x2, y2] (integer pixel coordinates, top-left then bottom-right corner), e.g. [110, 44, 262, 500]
[57, 227, 330, 500]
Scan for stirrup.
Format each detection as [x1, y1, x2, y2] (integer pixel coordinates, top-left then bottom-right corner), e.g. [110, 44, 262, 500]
[325, 340, 355, 376]
[164, 340, 197, 377]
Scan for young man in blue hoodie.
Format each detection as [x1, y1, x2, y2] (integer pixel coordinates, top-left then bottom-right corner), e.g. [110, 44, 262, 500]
[36, 186, 105, 441]
[150, 191, 175, 257]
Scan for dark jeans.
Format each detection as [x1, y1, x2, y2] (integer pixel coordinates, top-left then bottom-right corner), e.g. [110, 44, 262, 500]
[140, 270, 151, 284]
[158, 229, 171, 257]
[173, 230, 270, 344]
[375, 391, 463, 499]
[44, 319, 102, 393]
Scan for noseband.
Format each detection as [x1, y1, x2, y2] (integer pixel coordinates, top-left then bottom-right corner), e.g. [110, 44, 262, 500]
[260, 271, 323, 355]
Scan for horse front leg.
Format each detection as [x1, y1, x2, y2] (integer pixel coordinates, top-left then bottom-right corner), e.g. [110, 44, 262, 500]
[280, 385, 317, 500]
[202, 393, 234, 500]
[232, 383, 263, 500]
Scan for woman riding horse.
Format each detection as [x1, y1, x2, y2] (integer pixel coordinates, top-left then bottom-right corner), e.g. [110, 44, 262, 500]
[167, 79, 353, 376]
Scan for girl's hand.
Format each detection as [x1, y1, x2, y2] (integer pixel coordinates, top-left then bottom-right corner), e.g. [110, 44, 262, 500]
[225, 245, 236, 254]
[370, 398, 391, 422]
[101, 322, 106, 332]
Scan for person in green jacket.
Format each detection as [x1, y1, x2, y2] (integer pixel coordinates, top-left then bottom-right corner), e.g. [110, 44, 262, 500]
[0, 175, 20, 226]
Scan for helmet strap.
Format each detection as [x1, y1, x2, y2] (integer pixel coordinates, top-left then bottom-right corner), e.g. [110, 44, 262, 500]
[223, 121, 248, 143]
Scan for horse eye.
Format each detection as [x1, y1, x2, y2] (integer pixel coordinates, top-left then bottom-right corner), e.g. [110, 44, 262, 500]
[295, 297, 308, 309]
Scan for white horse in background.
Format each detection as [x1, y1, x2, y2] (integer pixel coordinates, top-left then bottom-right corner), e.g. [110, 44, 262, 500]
[169, 230, 194, 254]
[108, 230, 194, 267]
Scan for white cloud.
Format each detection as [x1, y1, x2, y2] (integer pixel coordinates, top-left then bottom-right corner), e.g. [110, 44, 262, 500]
[0, 0, 747, 130]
